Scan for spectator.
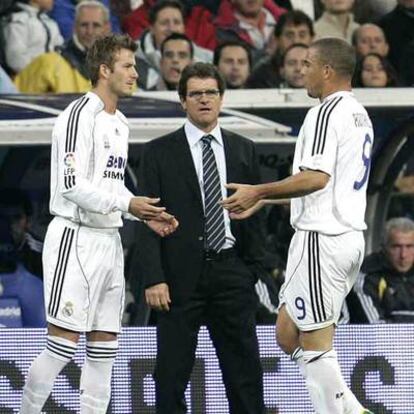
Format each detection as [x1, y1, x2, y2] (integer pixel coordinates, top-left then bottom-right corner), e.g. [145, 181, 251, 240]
[156, 32, 194, 90]
[352, 23, 389, 58]
[0, 65, 17, 93]
[122, 0, 217, 51]
[350, 217, 414, 323]
[0, 190, 46, 327]
[3, 0, 63, 74]
[279, 43, 308, 88]
[50, 0, 121, 40]
[14, 0, 110, 93]
[246, 9, 313, 88]
[0, 189, 43, 280]
[315, 0, 359, 43]
[352, 53, 400, 87]
[214, 40, 252, 89]
[214, 0, 286, 61]
[378, 0, 414, 86]
[136, 0, 213, 90]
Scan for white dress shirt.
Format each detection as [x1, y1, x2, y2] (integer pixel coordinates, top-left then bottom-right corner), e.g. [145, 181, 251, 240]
[184, 120, 236, 249]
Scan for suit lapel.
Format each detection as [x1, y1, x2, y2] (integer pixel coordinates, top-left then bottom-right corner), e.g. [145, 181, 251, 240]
[222, 129, 239, 197]
[171, 127, 203, 209]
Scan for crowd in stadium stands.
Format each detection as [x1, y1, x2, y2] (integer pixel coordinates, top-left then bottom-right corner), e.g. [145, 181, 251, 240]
[0, 0, 413, 327]
[0, 0, 413, 92]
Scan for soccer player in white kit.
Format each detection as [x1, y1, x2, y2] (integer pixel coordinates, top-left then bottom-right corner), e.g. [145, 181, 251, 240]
[20, 34, 178, 414]
[222, 38, 374, 414]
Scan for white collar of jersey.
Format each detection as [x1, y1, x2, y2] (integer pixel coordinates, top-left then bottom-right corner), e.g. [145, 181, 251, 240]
[184, 120, 223, 148]
[84, 91, 128, 125]
[322, 90, 353, 103]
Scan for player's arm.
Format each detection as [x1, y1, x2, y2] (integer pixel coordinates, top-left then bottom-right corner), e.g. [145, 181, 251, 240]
[222, 169, 329, 217]
[120, 184, 178, 236]
[58, 108, 160, 219]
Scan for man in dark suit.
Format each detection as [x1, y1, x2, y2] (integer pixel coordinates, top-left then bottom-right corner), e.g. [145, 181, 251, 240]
[138, 62, 265, 414]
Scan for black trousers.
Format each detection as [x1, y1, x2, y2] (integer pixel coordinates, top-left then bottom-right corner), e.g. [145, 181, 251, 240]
[155, 253, 265, 414]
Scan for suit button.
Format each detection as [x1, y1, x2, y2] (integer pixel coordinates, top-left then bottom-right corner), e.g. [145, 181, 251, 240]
[198, 236, 203, 241]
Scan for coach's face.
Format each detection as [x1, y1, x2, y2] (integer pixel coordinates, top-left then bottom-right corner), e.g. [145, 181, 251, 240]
[302, 47, 324, 99]
[181, 77, 223, 132]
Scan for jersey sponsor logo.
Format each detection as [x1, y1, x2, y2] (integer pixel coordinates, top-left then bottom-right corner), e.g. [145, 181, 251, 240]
[104, 155, 127, 180]
[106, 155, 127, 169]
[103, 170, 125, 180]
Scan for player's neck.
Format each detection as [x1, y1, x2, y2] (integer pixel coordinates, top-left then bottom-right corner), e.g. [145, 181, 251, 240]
[320, 82, 352, 101]
[92, 86, 118, 114]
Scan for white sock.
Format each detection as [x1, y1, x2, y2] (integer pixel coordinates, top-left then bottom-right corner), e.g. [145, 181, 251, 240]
[302, 349, 365, 414]
[20, 336, 77, 414]
[80, 341, 118, 414]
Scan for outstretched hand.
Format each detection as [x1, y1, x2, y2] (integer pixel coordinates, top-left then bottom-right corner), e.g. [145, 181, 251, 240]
[146, 212, 179, 237]
[221, 183, 262, 214]
[128, 196, 166, 220]
[228, 200, 266, 220]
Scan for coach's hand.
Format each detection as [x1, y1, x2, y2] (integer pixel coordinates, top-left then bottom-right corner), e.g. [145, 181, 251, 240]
[145, 283, 171, 311]
[146, 212, 179, 237]
[128, 196, 166, 220]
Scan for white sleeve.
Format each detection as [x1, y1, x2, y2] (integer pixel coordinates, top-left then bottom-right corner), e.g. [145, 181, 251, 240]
[58, 106, 131, 214]
[120, 185, 141, 221]
[299, 104, 340, 176]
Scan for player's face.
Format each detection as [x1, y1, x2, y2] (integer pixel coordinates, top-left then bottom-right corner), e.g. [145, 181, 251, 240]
[302, 47, 324, 98]
[160, 39, 192, 88]
[386, 230, 414, 273]
[107, 48, 138, 97]
[181, 77, 223, 132]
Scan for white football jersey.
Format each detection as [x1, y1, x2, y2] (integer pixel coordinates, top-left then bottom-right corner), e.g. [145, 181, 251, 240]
[49, 92, 134, 228]
[291, 91, 374, 235]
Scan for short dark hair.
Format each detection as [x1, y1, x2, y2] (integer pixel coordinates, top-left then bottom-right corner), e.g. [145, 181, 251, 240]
[213, 40, 252, 68]
[274, 9, 314, 38]
[311, 37, 356, 79]
[178, 62, 225, 100]
[87, 34, 137, 87]
[161, 32, 194, 59]
[149, 0, 185, 25]
[281, 43, 309, 66]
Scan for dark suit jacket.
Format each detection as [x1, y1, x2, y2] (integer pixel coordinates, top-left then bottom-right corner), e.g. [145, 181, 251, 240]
[137, 126, 267, 305]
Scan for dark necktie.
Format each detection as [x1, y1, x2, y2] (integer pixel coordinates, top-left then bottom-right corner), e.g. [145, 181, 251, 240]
[202, 135, 226, 252]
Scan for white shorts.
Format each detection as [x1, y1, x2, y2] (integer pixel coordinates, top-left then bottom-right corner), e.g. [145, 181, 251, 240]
[279, 230, 364, 331]
[43, 217, 125, 333]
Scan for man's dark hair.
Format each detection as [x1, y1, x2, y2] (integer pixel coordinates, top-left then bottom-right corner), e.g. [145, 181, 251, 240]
[281, 43, 309, 66]
[178, 62, 225, 100]
[213, 40, 252, 68]
[149, 0, 185, 25]
[311, 37, 356, 78]
[274, 9, 314, 38]
[161, 32, 194, 59]
[87, 34, 137, 87]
